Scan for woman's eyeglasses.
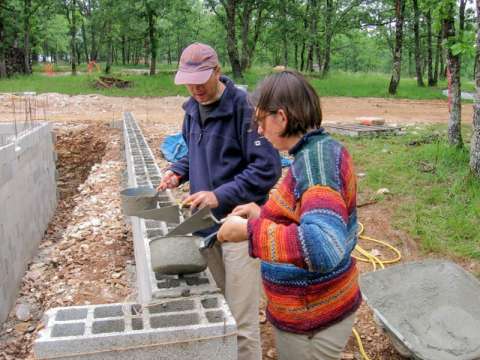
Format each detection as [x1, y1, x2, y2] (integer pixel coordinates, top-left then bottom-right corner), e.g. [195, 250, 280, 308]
[253, 110, 277, 128]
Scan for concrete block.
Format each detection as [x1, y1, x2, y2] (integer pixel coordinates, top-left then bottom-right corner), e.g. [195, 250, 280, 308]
[122, 113, 220, 303]
[34, 295, 237, 360]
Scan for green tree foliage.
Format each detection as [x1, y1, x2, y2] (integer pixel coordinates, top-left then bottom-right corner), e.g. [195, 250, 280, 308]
[0, 0, 476, 82]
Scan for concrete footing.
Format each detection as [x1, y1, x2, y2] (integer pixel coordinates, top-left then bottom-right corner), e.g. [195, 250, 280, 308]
[0, 122, 57, 324]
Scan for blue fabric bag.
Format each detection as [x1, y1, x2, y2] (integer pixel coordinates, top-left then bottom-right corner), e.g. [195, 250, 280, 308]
[160, 133, 188, 162]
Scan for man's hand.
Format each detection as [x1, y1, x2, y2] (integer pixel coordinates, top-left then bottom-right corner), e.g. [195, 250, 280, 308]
[231, 202, 261, 219]
[157, 170, 181, 192]
[217, 215, 248, 243]
[183, 191, 219, 210]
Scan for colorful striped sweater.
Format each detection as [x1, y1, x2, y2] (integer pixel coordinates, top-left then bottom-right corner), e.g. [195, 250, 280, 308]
[247, 129, 361, 335]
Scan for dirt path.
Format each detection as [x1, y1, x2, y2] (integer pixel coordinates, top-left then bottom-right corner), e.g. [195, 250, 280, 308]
[0, 93, 475, 125]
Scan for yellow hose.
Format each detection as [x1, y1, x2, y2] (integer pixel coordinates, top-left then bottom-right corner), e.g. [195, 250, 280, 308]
[351, 221, 402, 360]
[352, 327, 372, 360]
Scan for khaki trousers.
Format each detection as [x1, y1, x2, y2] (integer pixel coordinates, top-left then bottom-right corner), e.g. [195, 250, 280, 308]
[274, 312, 356, 360]
[204, 241, 262, 360]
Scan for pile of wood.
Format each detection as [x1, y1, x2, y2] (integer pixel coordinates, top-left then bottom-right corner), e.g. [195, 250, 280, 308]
[94, 76, 132, 89]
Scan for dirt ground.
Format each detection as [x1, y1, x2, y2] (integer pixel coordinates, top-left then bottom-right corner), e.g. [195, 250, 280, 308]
[0, 93, 478, 360]
[0, 92, 475, 126]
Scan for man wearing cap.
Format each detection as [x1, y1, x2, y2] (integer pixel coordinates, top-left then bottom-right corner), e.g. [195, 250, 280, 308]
[158, 43, 281, 360]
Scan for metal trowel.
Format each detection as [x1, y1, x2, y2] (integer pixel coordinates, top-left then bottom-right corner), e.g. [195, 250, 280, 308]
[166, 207, 224, 236]
[132, 205, 182, 223]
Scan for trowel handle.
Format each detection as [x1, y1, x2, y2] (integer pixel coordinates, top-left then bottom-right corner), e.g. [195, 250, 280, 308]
[200, 231, 218, 250]
[209, 212, 227, 225]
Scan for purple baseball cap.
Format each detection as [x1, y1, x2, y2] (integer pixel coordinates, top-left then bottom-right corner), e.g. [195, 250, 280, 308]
[175, 43, 219, 85]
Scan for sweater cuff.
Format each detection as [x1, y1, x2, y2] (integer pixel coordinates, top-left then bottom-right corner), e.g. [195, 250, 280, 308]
[247, 218, 260, 259]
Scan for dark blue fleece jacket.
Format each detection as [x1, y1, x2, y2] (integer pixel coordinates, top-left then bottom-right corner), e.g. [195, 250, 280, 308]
[170, 76, 282, 236]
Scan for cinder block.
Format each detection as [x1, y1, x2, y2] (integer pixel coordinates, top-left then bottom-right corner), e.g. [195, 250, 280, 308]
[34, 295, 237, 360]
[122, 113, 220, 302]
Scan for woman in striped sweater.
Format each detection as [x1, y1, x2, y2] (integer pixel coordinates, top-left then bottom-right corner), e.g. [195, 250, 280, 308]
[217, 70, 361, 360]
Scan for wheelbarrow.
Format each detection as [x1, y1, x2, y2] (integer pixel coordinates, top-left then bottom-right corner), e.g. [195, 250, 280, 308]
[359, 260, 480, 360]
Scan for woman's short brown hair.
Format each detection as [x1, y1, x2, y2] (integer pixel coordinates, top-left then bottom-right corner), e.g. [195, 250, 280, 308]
[251, 70, 322, 137]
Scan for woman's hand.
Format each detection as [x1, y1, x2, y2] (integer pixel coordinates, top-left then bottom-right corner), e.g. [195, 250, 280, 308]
[217, 215, 248, 243]
[231, 202, 261, 219]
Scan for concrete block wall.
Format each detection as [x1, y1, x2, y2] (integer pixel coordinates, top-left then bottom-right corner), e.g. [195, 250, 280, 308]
[122, 112, 220, 303]
[34, 294, 237, 360]
[33, 113, 236, 359]
[0, 123, 57, 324]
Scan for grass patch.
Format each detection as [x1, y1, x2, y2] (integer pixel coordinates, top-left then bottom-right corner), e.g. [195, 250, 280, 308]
[338, 125, 480, 259]
[0, 73, 189, 97]
[1, 67, 475, 100]
[308, 71, 466, 100]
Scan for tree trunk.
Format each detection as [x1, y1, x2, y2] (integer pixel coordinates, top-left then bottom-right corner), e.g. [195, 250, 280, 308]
[144, 38, 149, 66]
[459, 0, 466, 32]
[443, 6, 463, 147]
[282, 1, 288, 67]
[315, 39, 322, 72]
[306, 44, 314, 72]
[90, 25, 97, 60]
[305, 0, 317, 73]
[121, 35, 126, 65]
[294, 42, 298, 69]
[76, 46, 81, 65]
[426, 10, 434, 86]
[23, 0, 31, 74]
[224, 1, 242, 79]
[81, 20, 89, 63]
[413, 0, 424, 86]
[433, 29, 441, 84]
[408, 45, 413, 77]
[104, 2, 113, 75]
[300, 41, 306, 71]
[240, 4, 263, 71]
[322, 0, 333, 76]
[147, 5, 157, 76]
[167, 34, 172, 65]
[127, 39, 131, 64]
[0, 7, 6, 78]
[471, 0, 480, 176]
[68, 0, 77, 75]
[300, 2, 310, 72]
[105, 36, 112, 74]
[388, 0, 406, 95]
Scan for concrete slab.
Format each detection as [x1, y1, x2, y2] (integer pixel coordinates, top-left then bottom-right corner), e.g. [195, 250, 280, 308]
[360, 260, 480, 360]
[34, 295, 237, 360]
[324, 123, 402, 137]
